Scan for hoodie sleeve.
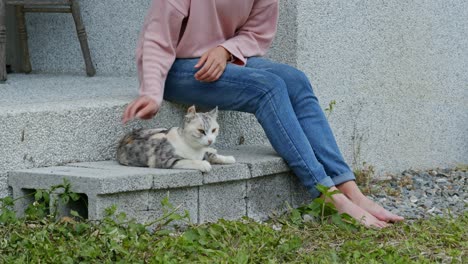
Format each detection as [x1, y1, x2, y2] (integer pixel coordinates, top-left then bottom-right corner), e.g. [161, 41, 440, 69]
[136, 0, 189, 105]
[219, 1, 278, 66]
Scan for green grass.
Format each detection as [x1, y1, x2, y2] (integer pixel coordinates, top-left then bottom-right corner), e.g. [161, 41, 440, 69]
[0, 182, 466, 263]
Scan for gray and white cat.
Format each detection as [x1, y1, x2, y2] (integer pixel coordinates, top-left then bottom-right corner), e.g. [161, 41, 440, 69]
[117, 105, 235, 172]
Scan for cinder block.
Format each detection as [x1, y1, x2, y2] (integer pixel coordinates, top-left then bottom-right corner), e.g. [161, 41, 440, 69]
[9, 186, 35, 218]
[94, 191, 150, 220]
[202, 163, 250, 184]
[146, 187, 198, 225]
[69, 161, 204, 189]
[222, 146, 290, 177]
[8, 166, 154, 195]
[289, 173, 313, 208]
[246, 174, 292, 221]
[0, 172, 9, 199]
[199, 181, 247, 223]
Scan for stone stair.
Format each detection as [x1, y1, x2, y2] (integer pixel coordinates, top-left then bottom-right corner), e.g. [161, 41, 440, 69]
[0, 73, 268, 198]
[2, 73, 310, 223]
[8, 145, 311, 224]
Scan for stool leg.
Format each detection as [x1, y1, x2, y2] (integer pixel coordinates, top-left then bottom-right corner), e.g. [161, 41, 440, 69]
[70, 0, 95, 77]
[15, 5, 31, 73]
[1, 0, 7, 81]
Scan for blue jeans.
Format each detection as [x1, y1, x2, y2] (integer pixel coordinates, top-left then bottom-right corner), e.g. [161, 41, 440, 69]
[164, 57, 355, 198]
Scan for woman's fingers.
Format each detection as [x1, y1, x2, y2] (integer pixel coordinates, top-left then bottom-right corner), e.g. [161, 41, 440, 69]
[206, 66, 223, 82]
[195, 53, 208, 68]
[198, 61, 219, 81]
[122, 96, 158, 124]
[197, 57, 227, 81]
[195, 57, 216, 80]
[214, 68, 224, 81]
[195, 47, 228, 81]
[122, 100, 139, 124]
[136, 101, 157, 119]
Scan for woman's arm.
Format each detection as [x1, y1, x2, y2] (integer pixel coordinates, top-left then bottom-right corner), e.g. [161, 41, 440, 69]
[138, 0, 188, 106]
[124, 0, 188, 123]
[219, 0, 279, 66]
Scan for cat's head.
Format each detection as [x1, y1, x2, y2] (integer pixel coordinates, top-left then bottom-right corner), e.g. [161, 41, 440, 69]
[182, 105, 219, 147]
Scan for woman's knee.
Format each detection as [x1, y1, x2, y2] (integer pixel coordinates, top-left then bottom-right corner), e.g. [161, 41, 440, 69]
[277, 65, 317, 102]
[252, 73, 288, 100]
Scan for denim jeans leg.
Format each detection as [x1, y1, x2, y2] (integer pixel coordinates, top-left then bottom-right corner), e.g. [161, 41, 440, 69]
[163, 58, 336, 198]
[245, 57, 355, 186]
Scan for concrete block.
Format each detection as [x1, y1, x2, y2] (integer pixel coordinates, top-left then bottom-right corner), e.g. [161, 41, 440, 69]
[246, 173, 292, 221]
[9, 186, 34, 217]
[8, 166, 154, 195]
[50, 191, 89, 220]
[69, 161, 204, 189]
[289, 173, 313, 208]
[0, 172, 8, 199]
[199, 181, 247, 223]
[202, 163, 250, 184]
[94, 191, 150, 220]
[147, 187, 198, 224]
[223, 145, 290, 177]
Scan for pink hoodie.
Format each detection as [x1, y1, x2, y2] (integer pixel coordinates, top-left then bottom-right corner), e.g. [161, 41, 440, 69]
[136, 0, 279, 105]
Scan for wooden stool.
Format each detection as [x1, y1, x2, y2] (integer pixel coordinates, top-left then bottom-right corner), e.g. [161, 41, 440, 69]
[0, 0, 95, 81]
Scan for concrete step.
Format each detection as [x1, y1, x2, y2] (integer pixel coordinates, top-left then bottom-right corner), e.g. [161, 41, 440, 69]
[0, 73, 267, 198]
[8, 145, 311, 224]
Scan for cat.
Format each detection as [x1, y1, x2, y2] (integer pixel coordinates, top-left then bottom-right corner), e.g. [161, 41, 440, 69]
[117, 105, 235, 172]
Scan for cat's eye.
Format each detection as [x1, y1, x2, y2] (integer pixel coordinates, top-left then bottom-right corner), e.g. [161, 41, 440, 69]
[198, 129, 206, 135]
[212, 128, 217, 133]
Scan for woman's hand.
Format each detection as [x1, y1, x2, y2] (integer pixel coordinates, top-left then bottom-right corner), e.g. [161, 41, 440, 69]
[122, 95, 159, 124]
[194, 46, 231, 82]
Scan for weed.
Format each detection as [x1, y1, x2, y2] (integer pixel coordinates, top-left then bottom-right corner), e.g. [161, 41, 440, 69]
[324, 100, 337, 119]
[354, 162, 375, 195]
[0, 179, 466, 263]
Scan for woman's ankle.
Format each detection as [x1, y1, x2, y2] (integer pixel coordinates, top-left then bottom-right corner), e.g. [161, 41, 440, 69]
[336, 181, 366, 201]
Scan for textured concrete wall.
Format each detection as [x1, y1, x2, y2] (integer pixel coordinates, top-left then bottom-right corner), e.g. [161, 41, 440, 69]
[296, 0, 468, 172]
[7, 0, 297, 74]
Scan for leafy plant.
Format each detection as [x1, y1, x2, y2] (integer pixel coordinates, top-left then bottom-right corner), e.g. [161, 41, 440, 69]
[1, 174, 467, 263]
[280, 184, 357, 231]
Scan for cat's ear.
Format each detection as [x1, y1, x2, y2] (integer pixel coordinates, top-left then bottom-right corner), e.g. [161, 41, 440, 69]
[187, 105, 197, 116]
[208, 106, 218, 119]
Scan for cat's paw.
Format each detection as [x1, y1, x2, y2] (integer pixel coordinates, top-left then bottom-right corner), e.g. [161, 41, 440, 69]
[198, 160, 212, 172]
[222, 155, 236, 164]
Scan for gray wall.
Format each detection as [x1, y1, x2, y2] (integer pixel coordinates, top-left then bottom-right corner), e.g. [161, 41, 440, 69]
[6, 0, 468, 173]
[296, 0, 468, 171]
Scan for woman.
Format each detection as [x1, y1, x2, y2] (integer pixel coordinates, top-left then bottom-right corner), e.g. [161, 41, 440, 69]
[123, 0, 403, 228]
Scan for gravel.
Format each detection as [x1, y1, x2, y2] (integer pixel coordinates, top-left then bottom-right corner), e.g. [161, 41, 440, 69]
[368, 167, 467, 221]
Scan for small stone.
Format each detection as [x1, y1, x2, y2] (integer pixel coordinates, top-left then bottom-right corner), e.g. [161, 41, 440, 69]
[435, 178, 448, 184]
[271, 224, 282, 231]
[303, 214, 315, 223]
[379, 197, 387, 203]
[410, 196, 418, 203]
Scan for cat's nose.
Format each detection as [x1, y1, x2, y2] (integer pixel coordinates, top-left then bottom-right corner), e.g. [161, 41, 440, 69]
[208, 139, 213, 145]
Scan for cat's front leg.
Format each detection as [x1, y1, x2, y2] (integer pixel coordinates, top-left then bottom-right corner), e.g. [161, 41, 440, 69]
[172, 159, 212, 172]
[204, 152, 236, 164]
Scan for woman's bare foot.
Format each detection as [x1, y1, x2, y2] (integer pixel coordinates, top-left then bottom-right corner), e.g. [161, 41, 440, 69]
[337, 181, 404, 222]
[323, 188, 388, 228]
